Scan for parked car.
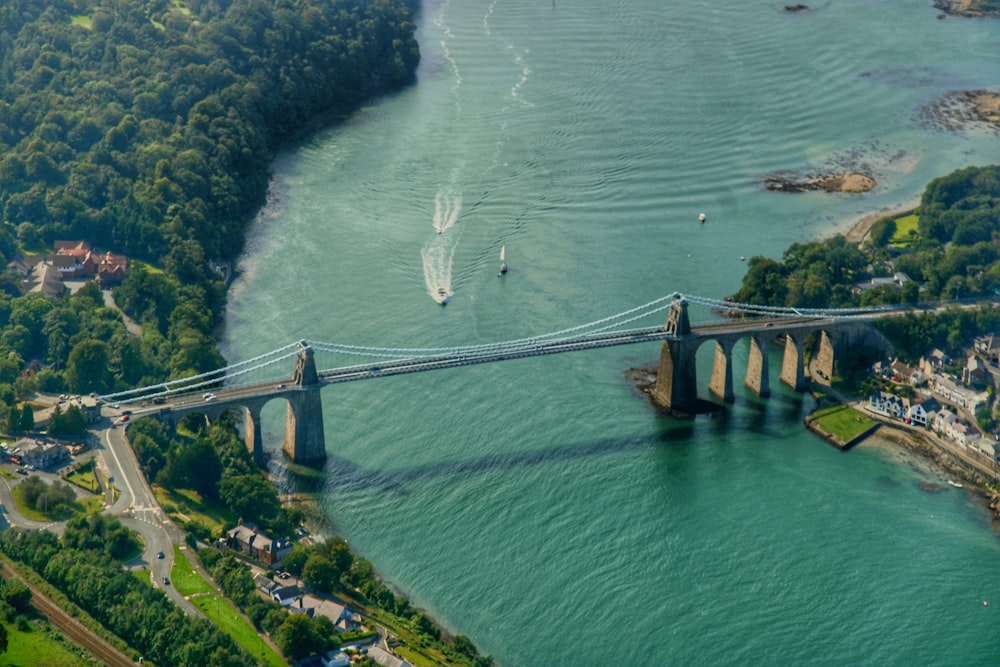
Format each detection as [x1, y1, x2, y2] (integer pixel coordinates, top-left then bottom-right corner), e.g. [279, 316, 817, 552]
[15, 468, 27, 475]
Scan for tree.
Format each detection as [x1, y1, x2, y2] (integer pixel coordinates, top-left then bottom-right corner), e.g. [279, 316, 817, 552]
[302, 554, 339, 595]
[65, 339, 113, 394]
[219, 474, 281, 524]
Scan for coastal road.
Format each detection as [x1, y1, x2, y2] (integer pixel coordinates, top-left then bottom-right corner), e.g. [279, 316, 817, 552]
[96, 411, 200, 615]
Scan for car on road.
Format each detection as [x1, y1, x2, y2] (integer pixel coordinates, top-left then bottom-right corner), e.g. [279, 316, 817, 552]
[152, 397, 166, 404]
[163, 576, 170, 585]
[204, 393, 216, 402]
[157, 551, 165, 559]
[277, 383, 286, 389]
[15, 468, 27, 475]
[118, 414, 130, 423]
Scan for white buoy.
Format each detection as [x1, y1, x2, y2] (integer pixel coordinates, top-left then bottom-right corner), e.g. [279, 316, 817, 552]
[698, 213, 706, 224]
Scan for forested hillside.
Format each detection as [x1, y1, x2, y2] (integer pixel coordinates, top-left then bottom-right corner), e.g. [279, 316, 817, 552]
[0, 0, 418, 261]
[733, 165, 1000, 310]
[0, 0, 419, 399]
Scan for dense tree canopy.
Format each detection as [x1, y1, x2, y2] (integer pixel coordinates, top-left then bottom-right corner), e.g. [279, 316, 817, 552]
[0, 0, 420, 393]
[734, 165, 1000, 310]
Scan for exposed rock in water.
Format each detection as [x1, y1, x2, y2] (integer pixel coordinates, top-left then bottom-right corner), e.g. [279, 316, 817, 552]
[762, 172, 876, 194]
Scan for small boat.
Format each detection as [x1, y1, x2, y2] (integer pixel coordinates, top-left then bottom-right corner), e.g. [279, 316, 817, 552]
[498, 245, 508, 276]
[437, 288, 450, 305]
[947, 480, 964, 488]
[740, 255, 746, 261]
[698, 213, 706, 224]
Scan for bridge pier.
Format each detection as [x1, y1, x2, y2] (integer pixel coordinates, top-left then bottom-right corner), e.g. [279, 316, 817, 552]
[708, 341, 735, 403]
[745, 335, 771, 397]
[244, 407, 264, 466]
[281, 345, 327, 464]
[779, 335, 807, 391]
[652, 298, 701, 413]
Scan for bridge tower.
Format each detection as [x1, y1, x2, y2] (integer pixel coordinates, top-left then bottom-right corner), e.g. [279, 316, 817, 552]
[281, 343, 327, 464]
[651, 297, 701, 414]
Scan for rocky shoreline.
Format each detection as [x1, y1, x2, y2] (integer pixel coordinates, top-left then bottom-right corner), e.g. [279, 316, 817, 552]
[759, 88, 1000, 200]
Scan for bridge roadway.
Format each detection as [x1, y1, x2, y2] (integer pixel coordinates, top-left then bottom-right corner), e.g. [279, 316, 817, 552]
[121, 316, 856, 415]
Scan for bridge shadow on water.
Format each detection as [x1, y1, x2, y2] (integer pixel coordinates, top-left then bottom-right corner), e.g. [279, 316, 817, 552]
[285, 392, 813, 497]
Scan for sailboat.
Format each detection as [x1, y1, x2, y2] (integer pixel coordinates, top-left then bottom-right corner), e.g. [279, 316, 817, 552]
[498, 245, 508, 276]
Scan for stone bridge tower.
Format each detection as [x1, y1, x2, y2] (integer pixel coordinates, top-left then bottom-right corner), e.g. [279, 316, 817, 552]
[281, 343, 327, 464]
[651, 298, 701, 414]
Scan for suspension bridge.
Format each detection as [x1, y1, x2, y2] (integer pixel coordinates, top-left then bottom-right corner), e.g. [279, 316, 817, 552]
[99, 293, 914, 464]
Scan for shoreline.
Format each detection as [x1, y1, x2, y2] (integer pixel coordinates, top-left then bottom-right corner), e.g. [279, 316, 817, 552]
[841, 195, 923, 245]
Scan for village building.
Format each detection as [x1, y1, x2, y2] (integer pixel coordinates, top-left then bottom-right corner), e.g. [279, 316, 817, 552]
[919, 349, 951, 375]
[225, 523, 293, 565]
[297, 649, 352, 667]
[25, 261, 66, 297]
[297, 594, 361, 633]
[2, 438, 69, 469]
[270, 584, 302, 607]
[973, 334, 1000, 361]
[930, 374, 987, 413]
[962, 355, 988, 386]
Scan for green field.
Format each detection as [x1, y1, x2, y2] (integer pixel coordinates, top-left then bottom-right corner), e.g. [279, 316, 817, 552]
[810, 404, 875, 442]
[170, 545, 214, 596]
[0, 621, 96, 666]
[890, 213, 919, 248]
[190, 593, 286, 667]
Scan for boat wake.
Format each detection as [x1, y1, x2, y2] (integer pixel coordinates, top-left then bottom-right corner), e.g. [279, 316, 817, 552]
[423, 242, 455, 304]
[432, 190, 462, 235]
[425, 190, 462, 304]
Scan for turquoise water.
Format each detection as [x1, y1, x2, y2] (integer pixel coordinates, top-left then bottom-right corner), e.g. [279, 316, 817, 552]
[222, 1, 1000, 664]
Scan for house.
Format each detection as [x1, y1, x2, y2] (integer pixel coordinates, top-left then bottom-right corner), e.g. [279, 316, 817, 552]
[7, 439, 69, 469]
[254, 573, 279, 595]
[296, 650, 352, 667]
[907, 397, 939, 427]
[962, 355, 988, 386]
[270, 584, 302, 607]
[96, 251, 129, 288]
[868, 391, 904, 419]
[890, 359, 926, 386]
[930, 374, 986, 412]
[973, 334, 1000, 360]
[26, 262, 65, 297]
[920, 349, 950, 375]
[226, 523, 293, 565]
[299, 594, 360, 633]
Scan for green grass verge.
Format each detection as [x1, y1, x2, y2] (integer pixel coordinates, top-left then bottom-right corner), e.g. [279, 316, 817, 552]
[11, 483, 83, 522]
[1, 620, 97, 666]
[170, 545, 215, 596]
[810, 404, 875, 442]
[153, 485, 235, 537]
[189, 593, 285, 667]
[63, 458, 101, 493]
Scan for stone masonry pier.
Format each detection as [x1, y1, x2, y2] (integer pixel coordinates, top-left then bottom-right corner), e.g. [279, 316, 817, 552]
[652, 298, 891, 414]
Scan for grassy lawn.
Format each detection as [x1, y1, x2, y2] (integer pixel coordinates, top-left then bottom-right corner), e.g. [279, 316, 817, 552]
[811, 404, 875, 442]
[190, 593, 286, 667]
[170, 545, 215, 596]
[63, 458, 101, 494]
[11, 483, 87, 522]
[1, 620, 95, 666]
[153, 485, 235, 537]
[890, 213, 920, 248]
[69, 14, 93, 29]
